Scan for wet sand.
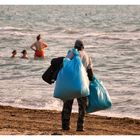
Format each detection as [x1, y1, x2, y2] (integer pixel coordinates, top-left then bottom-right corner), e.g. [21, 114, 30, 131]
[0, 105, 139, 135]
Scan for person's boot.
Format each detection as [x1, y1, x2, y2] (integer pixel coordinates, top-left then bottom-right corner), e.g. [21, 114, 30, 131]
[76, 124, 84, 131]
[62, 126, 70, 131]
[62, 121, 70, 131]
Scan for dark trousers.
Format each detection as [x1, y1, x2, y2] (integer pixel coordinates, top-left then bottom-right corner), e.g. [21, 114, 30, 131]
[61, 97, 87, 130]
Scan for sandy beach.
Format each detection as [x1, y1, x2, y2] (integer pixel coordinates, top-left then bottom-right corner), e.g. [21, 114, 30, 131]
[0, 105, 139, 135]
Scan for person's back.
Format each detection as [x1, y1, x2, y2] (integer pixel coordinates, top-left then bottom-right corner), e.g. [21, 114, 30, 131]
[61, 39, 93, 131]
[79, 50, 92, 69]
[34, 40, 45, 57]
[35, 39, 47, 51]
[67, 40, 93, 72]
[30, 34, 48, 59]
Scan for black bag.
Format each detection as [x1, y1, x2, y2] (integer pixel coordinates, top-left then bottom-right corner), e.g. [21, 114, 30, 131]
[42, 57, 64, 84]
[42, 65, 55, 84]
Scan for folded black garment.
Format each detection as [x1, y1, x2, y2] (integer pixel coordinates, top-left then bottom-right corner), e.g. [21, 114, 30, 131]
[42, 57, 64, 84]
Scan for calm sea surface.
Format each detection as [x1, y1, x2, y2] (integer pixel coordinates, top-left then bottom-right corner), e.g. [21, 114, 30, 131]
[0, 5, 140, 119]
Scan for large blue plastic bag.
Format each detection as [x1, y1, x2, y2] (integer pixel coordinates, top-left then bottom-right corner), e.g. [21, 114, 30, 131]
[53, 49, 90, 101]
[86, 76, 112, 113]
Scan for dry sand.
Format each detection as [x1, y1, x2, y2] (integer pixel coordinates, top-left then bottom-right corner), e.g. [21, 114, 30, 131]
[0, 105, 139, 135]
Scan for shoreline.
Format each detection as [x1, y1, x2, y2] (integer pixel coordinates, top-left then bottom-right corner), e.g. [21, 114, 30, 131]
[0, 105, 140, 135]
[1, 103, 139, 120]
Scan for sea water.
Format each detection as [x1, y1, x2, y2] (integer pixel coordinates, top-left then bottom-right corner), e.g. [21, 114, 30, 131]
[0, 5, 140, 119]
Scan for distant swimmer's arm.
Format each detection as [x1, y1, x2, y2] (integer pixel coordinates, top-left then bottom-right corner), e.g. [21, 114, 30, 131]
[30, 43, 36, 51]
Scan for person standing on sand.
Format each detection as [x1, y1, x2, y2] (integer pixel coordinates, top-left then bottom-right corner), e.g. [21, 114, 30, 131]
[61, 39, 93, 131]
[30, 34, 48, 59]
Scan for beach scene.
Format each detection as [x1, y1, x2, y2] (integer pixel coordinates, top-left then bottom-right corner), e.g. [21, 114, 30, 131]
[0, 5, 140, 135]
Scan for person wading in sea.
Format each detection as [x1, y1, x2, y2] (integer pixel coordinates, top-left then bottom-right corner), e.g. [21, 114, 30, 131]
[11, 50, 17, 58]
[21, 50, 28, 59]
[30, 34, 48, 59]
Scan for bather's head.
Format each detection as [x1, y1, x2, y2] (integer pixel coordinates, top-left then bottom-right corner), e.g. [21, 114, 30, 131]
[36, 34, 41, 41]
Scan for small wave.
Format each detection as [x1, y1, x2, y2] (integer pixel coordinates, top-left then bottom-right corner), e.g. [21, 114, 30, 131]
[99, 36, 122, 40]
[0, 31, 35, 37]
[112, 29, 127, 33]
[54, 27, 64, 31]
[0, 75, 29, 81]
[10, 31, 31, 36]
[125, 99, 133, 103]
[83, 32, 102, 37]
[63, 28, 79, 34]
[0, 26, 25, 32]
[130, 28, 140, 32]
[0, 26, 35, 36]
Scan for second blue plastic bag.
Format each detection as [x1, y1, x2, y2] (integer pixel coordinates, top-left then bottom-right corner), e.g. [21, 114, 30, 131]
[53, 49, 90, 101]
[86, 76, 112, 113]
